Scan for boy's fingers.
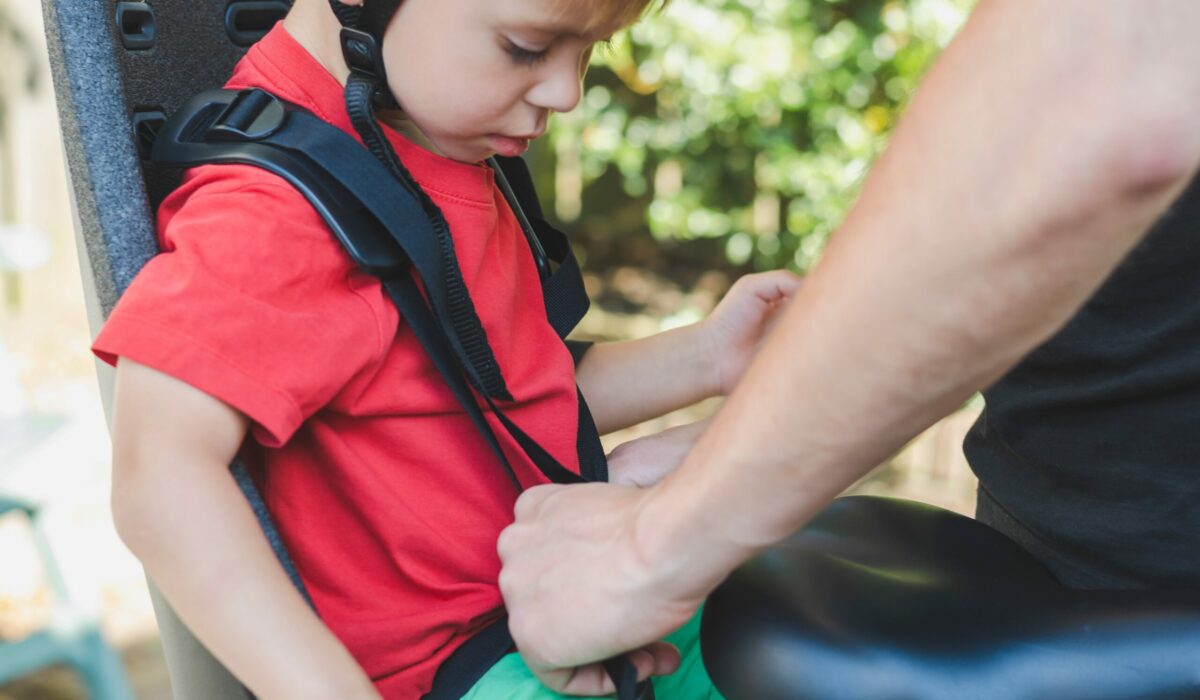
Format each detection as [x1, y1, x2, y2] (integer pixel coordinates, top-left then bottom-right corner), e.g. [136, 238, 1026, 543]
[765, 269, 804, 296]
[744, 270, 803, 303]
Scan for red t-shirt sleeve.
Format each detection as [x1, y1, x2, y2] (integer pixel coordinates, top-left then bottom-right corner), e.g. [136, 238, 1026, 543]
[93, 165, 390, 447]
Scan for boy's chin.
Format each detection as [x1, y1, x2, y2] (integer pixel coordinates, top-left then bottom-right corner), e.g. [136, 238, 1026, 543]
[486, 135, 532, 159]
[445, 138, 529, 163]
[434, 140, 498, 165]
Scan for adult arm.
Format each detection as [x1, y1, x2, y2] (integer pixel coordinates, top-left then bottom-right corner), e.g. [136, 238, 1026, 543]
[498, 0, 1200, 692]
[111, 359, 379, 700]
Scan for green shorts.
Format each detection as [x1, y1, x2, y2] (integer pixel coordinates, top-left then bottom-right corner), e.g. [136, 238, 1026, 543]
[461, 611, 725, 699]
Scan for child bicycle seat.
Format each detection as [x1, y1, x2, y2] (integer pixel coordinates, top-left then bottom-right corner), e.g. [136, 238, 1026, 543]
[701, 496, 1200, 699]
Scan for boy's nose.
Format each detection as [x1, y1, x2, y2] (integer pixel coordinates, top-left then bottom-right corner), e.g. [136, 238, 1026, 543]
[526, 59, 584, 114]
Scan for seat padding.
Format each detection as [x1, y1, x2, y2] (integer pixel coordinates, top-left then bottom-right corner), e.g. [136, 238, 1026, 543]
[700, 496, 1200, 700]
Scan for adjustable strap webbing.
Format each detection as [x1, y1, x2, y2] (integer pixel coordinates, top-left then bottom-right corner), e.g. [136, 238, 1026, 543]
[334, 0, 516, 402]
[489, 157, 606, 481]
[382, 272, 582, 488]
[491, 156, 592, 340]
[354, 0, 402, 44]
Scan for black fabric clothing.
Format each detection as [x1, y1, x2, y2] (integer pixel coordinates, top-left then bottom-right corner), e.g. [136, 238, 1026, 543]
[965, 173, 1200, 590]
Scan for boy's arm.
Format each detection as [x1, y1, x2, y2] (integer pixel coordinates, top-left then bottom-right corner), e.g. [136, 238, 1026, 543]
[577, 271, 799, 435]
[111, 359, 379, 700]
[606, 418, 712, 487]
[573, 328, 718, 435]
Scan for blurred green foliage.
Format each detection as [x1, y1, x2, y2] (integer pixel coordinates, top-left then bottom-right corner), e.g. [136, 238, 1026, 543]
[532, 0, 974, 277]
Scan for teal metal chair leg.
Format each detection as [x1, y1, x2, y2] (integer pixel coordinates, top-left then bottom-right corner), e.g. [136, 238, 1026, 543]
[0, 631, 75, 686]
[69, 627, 136, 700]
[0, 625, 135, 700]
[0, 494, 136, 699]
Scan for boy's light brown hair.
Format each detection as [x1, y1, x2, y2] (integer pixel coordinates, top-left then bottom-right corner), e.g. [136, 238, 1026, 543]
[549, 0, 668, 34]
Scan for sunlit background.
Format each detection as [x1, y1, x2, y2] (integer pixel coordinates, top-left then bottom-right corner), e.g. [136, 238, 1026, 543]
[0, 0, 973, 696]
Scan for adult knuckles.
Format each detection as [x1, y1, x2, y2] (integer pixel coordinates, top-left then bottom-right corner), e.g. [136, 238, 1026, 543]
[511, 615, 581, 672]
[512, 483, 559, 520]
[496, 556, 524, 597]
[495, 525, 518, 560]
[507, 612, 548, 660]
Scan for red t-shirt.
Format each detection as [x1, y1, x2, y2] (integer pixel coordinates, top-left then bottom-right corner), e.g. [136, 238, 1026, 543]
[93, 25, 581, 697]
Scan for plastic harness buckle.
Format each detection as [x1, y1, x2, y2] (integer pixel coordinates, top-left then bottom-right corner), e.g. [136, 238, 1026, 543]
[340, 27, 389, 84]
[206, 88, 286, 143]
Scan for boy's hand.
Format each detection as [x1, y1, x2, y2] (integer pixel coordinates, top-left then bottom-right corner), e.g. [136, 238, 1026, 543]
[607, 419, 711, 488]
[701, 270, 802, 395]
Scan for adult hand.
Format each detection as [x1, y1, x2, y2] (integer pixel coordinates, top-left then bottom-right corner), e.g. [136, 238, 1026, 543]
[498, 482, 705, 695]
[701, 270, 802, 395]
[607, 419, 711, 488]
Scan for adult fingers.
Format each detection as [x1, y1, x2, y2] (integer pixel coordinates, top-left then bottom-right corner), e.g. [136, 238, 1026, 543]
[510, 483, 560, 520]
[634, 641, 683, 677]
[497, 486, 557, 563]
[528, 642, 682, 696]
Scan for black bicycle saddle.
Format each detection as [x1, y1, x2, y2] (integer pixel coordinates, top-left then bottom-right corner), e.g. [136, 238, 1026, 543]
[701, 496, 1200, 700]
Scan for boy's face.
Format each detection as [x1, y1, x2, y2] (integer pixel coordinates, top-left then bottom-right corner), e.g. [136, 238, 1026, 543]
[370, 0, 628, 163]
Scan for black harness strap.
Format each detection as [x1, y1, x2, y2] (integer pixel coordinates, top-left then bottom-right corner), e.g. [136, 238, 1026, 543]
[492, 156, 592, 339]
[423, 616, 519, 700]
[490, 156, 606, 481]
[381, 272, 583, 488]
[327, 1, 361, 31]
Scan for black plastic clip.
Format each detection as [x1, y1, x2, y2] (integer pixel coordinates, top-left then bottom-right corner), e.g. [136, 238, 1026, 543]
[131, 109, 167, 160]
[340, 27, 389, 84]
[206, 88, 287, 143]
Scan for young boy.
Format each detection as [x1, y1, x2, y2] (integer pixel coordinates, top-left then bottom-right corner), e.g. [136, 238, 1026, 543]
[96, 0, 798, 697]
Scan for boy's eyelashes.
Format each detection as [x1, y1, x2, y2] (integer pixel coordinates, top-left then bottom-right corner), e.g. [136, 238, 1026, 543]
[502, 38, 550, 67]
[500, 35, 615, 68]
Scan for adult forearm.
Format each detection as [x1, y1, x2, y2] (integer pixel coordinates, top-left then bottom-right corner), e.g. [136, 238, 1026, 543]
[575, 325, 718, 434]
[113, 458, 376, 700]
[642, 0, 1200, 595]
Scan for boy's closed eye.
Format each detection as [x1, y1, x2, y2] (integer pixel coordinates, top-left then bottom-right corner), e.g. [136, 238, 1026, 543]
[502, 37, 551, 66]
[500, 34, 616, 68]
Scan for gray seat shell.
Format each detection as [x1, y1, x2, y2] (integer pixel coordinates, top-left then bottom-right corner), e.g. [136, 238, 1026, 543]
[43, 1, 290, 696]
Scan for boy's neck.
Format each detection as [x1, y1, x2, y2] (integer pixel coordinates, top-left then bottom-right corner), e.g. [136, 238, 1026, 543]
[282, 0, 447, 158]
[282, 1, 351, 90]
[376, 110, 442, 156]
